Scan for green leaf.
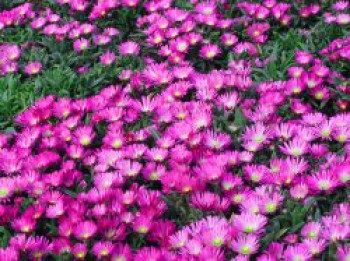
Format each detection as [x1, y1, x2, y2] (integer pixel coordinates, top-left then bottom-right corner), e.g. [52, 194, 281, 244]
[233, 107, 247, 130]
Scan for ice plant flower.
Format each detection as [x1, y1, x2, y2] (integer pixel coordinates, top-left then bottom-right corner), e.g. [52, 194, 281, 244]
[231, 234, 259, 255]
[73, 221, 97, 240]
[73, 38, 89, 52]
[24, 62, 42, 75]
[119, 41, 140, 56]
[200, 44, 221, 59]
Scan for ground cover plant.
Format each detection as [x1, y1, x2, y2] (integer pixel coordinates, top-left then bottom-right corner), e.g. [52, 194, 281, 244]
[0, 0, 349, 260]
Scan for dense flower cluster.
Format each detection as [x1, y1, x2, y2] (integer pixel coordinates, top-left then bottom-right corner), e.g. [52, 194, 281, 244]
[0, 0, 349, 260]
[320, 36, 350, 63]
[0, 3, 33, 30]
[324, 1, 350, 25]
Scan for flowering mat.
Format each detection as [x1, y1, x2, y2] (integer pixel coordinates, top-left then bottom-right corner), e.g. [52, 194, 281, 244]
[0, 0, 349, 260]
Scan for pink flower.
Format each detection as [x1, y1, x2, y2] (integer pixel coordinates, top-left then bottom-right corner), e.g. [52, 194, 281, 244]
[280, 137, 309, 157]
[73, 38, 90, 52]
[307, 170, 340, 193]
[200, 44, 221, 59]
[0, 178, 15, 201]
[24, 61, 42, 75]
[73, 221, 97, 240]
[121, 0, 140, 8]
[92, 241, 114, 259]
[119, 41, 140, 56]
[232, 212, 267, 234]
[111, 244, 133, 261]
[99, 51, 116, 65]
[73, 126, 95, 146]
[231, 234, 259, 255]
[72, 243, 87, 259]
[283, 244, 312, 261]
[295, 50, 313, 65]
[336, 14, 350, 25]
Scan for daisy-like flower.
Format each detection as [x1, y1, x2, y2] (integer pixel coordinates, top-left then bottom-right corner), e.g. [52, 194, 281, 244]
[169, 230, 188, 249]
[221, 174, 242, 191]
[280, 138, 309, 157]
[204, 131, 231, 150]
[335, 163, 350, 184]
[119, 41, 140, 56]
[190, 192, 227, 212]
[243, 123, 271, 145]
[133, 216, 153, 234]
[93, 35, 111, 46]
[0, 178, 14, 201]
[288, 67, 305, 78]
[121, 0, 140, 8]
[231, 234, 259, 255]
[200, 44, 221, 60]
[73, 38, 89, 52]
[72, 243, 87, 259]
[24, 62, 42, 75]
[195, 1, 216, 15]
[143, 63, 173, 85]
[100, 51, 116, 66]
[170, 37, 190, 53]
[307, 170, 339, 193]
[247, 23, 270, 43]
[74, 126, 95, 146]
[103, 130, 125, 149]
[217, 92, 240, 111]
[295, 50, 313, 65]
[12, 216, 36, 233]
[104, 27, 120, 37]
[73, 221, 98, 240]
[146, 147, 168, 162]
[232, 212, 267, 234]
[182, 239, 203, 256]
[321, 216, 349, 242]
[243, 164, 268, 183]
[332, 127, 350, 143]
[26, 236, 51, 260]
[142, 162, 166, 181]
[6, 44, 21, 60]
[336, 14, 350, 25]
[259, 192, 283, 214]
[302, 239, 326, 256]
[92, 241, 114, 259]
[186, 32, 203, 45]
[283, 244, 312, 261]
[301, 222, 322, 239]
[221, 33, 238, 47]
[111, 244, 133, 261]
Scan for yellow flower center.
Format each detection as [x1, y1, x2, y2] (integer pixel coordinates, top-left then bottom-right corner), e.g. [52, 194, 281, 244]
[241, 245, 251, 255]
[212, 237, 223, 247]
[138, 226, 149, 234]
[0, 188, 9, 198]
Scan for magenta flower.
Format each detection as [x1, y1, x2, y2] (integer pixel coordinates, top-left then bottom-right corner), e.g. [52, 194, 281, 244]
[73, 221, 97, 240]
[73, 38, 89, 52]
[119, 41, 140, 56]
[307, 170, 339, 193]
[337, 245, 350, 261]
[231, 234, 259, 255]
[24, 61, 42, 75]
[99, 50, 116, 66]
[72, 243, 87, 259]
[232, 212, 267, 234]
[200, 44, 221, 60]
[283, 244, 312, 261]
